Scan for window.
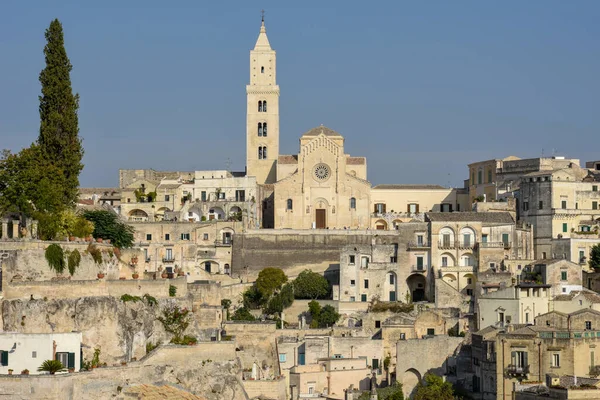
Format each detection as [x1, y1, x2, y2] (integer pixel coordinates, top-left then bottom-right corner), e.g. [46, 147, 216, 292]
[416, 256, 424, 270]
[165, 195, 170, 201]
[204, 261, 211, 273]
[364, 279, 369, 289]
[218, 192, 225, 200]
[488, 169, 492, 183]
[32, 351, 37, 358]
[235, 190, 245, 202]
[361, 294, 367, 302]
[441, 256, 448, 267]
[467, 278, 472, 285]
[165, 233, 170, 241]
[201, 191, 207, 201]
[263, 100, 267, 112]
[0, 350, 8, 366]
[466, 288, 473, 296]
[146, 234, 152, 241]
[374, 203, 385, 214]
[400, 333, 406, 340]
[593, 201, 598, 210]
[561, 200, 567, 209]
[417, 235, 424, 246]
[499, 312, 505, 324]
[261, 66, 264, 73]
[350, 296, 355, 302]
[552, 353, 560, 367]
[482, 234, 488, 243]
[350, 280, 355, 286]
[349, 255, 355, 265]
[542, 252, 547, 259]
[427, 328, 435, 336]
[562, 223, 568, 233]
[165, 248, 173, 260]
[258, 146, 267, 159]
[502, 233, 509, 245]
[511, 351, 528, 369]
[203, 233, 209, 240]
[372, 359, 379, 370]
[463, 233, 471, 247]
[539, 201, 543, 209]
[258, 101, 263, 112]
[286, 199, 293, 210]
[258, 122, 263, 136]
[586, 321, 592, 330]
[408, 203, 418, 213]
[523, 201, 529, 211]
[375, 320, 381, 328]
[471, 172, 474, 185]
[361, 257, 369, 268]
[181, 233, 190, 241]
[389, 274, 395, 285]
[561, 271, 567, 281]
[263, 123, 267, 136]
[350, 197, 356, 209]
[478, 170, 482, 184]
[279, 353, 287, 363]
[525, 312, 529, 323]
[55, 352, 75, 369]
[593, 185, 598, 192]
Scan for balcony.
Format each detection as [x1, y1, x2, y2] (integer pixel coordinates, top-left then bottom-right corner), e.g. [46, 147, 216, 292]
[479, 241, 511, 249]
[407, 241, 430, 250]
[505, 364, 529, 377]
[438, 240, 478, 250]
[411, 265, 427, 274]
[162, 257, 175, 263]
[215, 239, 232, 247]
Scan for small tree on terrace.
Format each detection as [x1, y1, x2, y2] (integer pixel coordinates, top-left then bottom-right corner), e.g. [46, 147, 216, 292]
[589, 244, 600, 271]
[293, 269, 330, 299]
[255, 267, 288, 299]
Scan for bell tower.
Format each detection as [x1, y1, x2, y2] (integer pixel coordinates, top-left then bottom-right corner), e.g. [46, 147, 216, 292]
[246, 14, 279, 184]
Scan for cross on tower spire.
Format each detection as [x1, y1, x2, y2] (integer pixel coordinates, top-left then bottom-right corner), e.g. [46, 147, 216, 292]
[261, 9, 265, 23]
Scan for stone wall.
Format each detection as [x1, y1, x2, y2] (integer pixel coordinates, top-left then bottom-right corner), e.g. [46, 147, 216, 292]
[0, 342, 243, 400]
[224, 322, 278, 373]
[3, 276, 188, 300]
[243, 377, 286, 400]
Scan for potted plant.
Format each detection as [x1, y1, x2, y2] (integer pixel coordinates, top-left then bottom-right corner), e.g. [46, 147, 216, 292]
[21, 369, 29, 375]
[161, 272, 168, 279]
[131, 256, 138, 265]
[69, 236, 75, 242]
[97, 272, 105, 279]
[68, 367, 75, 373]
[177, 269, 185, 277]
[119, 277, 126, 280]
[97, 238, 103, 243]
[120, 361, 127, 366]
[8, 369, 13, 375]
[132, 273, 139, 279]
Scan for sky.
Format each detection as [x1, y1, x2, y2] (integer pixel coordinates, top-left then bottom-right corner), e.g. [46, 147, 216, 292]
[0, 1, 599, 188]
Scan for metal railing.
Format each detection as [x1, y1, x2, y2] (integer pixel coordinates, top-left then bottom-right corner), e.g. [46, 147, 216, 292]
[411, 265, 428, 273]
[505, 364, 529, 376]
[407, 241, 430, 249]
[214, 239, 232, 247]
[438, 240, 478, 249]
[162, 257, 175, 263]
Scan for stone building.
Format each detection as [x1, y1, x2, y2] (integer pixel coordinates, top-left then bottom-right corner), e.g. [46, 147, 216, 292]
[471, 326, 501, 399]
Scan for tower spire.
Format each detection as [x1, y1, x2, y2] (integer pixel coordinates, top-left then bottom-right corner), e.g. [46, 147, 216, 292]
[261, 9, 265, 24]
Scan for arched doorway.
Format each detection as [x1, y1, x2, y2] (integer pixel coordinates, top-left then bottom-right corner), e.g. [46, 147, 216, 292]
[384, 271, 398, 301]
[375, 219, 388, 230]
[128, 209, 148, 222]
[406, 274, 427, 302]
[313, 198, 329, 229]
[402, 368, 422, 398]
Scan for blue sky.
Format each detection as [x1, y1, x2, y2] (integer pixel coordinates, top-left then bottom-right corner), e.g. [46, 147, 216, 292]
[1, 1, 599, 188]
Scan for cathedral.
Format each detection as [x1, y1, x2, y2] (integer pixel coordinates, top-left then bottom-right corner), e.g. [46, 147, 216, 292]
[246, 19, 373, 229]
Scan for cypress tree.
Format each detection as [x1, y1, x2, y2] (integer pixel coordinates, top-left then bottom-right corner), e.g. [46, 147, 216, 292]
[38, 19, 83, 207]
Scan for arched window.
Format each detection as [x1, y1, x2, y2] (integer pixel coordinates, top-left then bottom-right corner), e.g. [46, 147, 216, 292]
[263, 100, 267, 112]
[258, 147, 263, 159]
[258, 101, 263, 112]
[263, 122, 267, 137]
[261, 66, 264, 73]
[262, 146, 267, 158]
[287, 199, 293, 210]
[258, 122, 263, 136]
[350, 197, 356, 209]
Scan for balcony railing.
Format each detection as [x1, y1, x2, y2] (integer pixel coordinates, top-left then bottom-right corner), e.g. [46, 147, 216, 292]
[505, 364, 529, 377]
[479, 241, 511, 249]
[411, 265, 428, 273]
[407, 241, 430, 249]
[162, 257, 175, 263]
[438, 240, 478, 250]
[215, 239, 232, 247]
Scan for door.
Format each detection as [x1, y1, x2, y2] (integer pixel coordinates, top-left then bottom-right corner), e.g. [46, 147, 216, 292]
[316, 209, 326, 229]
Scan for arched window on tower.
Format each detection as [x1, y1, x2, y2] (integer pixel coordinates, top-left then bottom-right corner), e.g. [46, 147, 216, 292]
[258, 123, 263, 137]
[263, 101, 267, 112]
[262, 146, 267, 158]
[287, 199, 293, 210]
[258, 101, 263, 112]
[263, 122, 267, 137]
[258, 147, 263, 159]
[350, 197, 356, 210]
[261, 66, 265, 73]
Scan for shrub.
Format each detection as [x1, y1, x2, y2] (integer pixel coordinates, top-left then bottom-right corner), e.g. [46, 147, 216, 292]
[143, 294, 157, 306]
[169, 285, 177, 297]
[293, 269, 330, 299]
[170, 335, 197, 345]
[45, 243, 65, 273]
[371, 302, 414, 313]
[37, 359, 66, 374]
[82, 209, 134, 248]
[231, 307, 256, 321]
[158, 304, 191, 342]
[87, 243, 103, 264]
[146, 342, 159, 354]
[121, 294, 142, 302]
[67, 249, 81, 275]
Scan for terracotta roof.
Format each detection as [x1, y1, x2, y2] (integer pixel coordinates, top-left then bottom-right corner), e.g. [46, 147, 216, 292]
[124, 384, 206, 399]
[302, 125, 342, 137]
[373, 184, 446, 190]
[346, 157, 365, 165]
[426, 212, 515, 224]
[77, 199, 94, 205]
[278, 155, 298, 164]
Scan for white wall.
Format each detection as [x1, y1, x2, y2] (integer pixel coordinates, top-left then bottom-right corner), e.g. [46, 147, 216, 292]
[0, 332, 82, 375]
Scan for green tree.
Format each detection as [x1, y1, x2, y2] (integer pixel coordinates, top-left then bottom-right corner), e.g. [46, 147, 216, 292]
[256, 268, 288, 299]
[264, 283, 294, 315]
[221, 299, 232, 320]
[157, 304, 191, 342]
[231, 307, 256, 321]
[37, 359, 66, 374]
[293, 270, 330, 299]
[413, 373, 454, 400]
[38, 19, 83, 207]
[242, 286, 264, 309]
[82, 210, 134, 248]
[589, 244, 600, 271]
[318, 305, 340, 328]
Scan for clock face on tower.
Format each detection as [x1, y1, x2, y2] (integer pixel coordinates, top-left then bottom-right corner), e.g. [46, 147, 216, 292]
[314, 163, 331, 181]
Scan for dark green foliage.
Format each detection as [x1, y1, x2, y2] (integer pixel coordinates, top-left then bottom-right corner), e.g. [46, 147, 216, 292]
[87, 243, 103, 264]
[293, 270, 330, 299]
[38, 19, 83, 207]
[45, 243, 65, 273]
[82, 210, 134, 248]
[413, 373, 455, 400]
[256, 268, 288, 299]
[158, 304, 191, 342]
[358, 382, 404, 400]
[169, 285, 177, 297]
[264, 283, 294, 315]
[371, 302, 414, 313]
[146, 191, 157, 202]
[170, 335, 197, 345]
[121, 294, 142, 302]
[308, 301, 340, 328]
[221, 299, 231, 319]
[145, 342, 159, 354]
[589, 244, 600, 271]
[231, 307, 256, 321]
[37, 359, 66, 374]
[242, 286, 264, 309]
[67, 249, 81, 275]
[143, 294, 157, 306]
